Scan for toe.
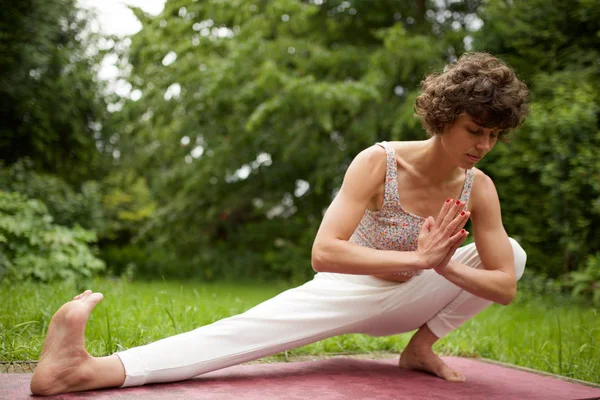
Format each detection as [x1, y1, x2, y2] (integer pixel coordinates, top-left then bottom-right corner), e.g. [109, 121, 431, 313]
[83, 293, 104, 308]
[451, 371, 465, 382]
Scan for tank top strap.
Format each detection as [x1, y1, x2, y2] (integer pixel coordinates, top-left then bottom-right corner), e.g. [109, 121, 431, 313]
[375, 141, 401, 208]
[458, 168, 475, 205]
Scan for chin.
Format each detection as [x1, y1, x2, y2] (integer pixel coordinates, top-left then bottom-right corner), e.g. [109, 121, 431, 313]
[449, 152, 478, 169]
[460, 159, 477, 169]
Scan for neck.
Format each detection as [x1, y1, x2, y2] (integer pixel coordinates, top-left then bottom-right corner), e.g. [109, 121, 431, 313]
[413, 136, 464, 183]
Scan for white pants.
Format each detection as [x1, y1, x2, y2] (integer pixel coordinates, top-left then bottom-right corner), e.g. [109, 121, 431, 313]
[116, 238, 526, 387]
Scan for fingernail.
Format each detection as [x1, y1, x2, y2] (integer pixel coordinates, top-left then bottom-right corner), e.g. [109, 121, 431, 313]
[461, 211, 465, 216]
[461, 229, 465, 233]
[446, 198, 451, 203]
[455, 200, 460, 205]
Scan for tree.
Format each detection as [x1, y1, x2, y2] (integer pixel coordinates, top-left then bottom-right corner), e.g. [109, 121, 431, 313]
[0, 0, 110, 185]
[107, 0, 479, 280]
[474, 0, 600, 276]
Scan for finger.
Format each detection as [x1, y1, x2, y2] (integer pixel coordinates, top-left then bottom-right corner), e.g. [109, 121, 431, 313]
[435, 198, 453, 225]
[441, 199, 464, 229]
[437, 229, 466, 267]
[427, 216, 435, 232]
[419, 216, 435, 237]
[435, 231, 468, 273]
[446, 228, 468, 255]
[453, 229, 469, 250]
[423, 216, 432, 231]
[444, 210, 471, 236]
[448, 228, 469, 248]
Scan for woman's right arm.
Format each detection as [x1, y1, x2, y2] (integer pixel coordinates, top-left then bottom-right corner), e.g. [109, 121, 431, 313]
[311, 145, 427, 275]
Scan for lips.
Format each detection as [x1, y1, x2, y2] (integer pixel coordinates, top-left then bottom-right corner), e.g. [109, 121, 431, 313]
[467, 154, 482, 162]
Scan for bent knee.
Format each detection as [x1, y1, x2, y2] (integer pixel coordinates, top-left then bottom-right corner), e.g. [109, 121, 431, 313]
[508, 237, 527, 281]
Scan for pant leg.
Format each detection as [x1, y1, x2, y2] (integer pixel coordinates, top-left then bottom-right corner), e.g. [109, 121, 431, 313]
[115, 273, 396, 387]
[425, 237, 527, 338]
[114, 239, 527, 387]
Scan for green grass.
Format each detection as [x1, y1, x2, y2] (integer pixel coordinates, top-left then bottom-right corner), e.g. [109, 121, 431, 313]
[1, 278, 598, 384]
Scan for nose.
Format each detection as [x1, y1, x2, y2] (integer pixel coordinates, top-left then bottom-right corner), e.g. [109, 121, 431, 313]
[475, 137, 492, 152]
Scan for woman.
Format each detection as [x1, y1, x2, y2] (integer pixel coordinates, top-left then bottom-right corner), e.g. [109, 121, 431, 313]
[30, 52, 529, 395]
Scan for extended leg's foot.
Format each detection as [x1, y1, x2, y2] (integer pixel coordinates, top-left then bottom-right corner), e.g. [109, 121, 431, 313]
[30, 290, 125, 395]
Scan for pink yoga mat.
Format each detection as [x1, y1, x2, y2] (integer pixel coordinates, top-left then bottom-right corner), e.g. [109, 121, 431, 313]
[2, 356, 599, 399]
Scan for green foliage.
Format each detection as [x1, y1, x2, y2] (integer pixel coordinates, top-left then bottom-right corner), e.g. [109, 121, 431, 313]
[106, 0, 478, 279]
[1, 159, 157, 247]
[567, 253, 600, 307]
[475, 0, 600, 80]
[0, 0, 110, 185]
[0, 159, 104, 231]
[0, 191, 105, 282]
[516, 270, 564, 299]
[97, 0, 600, 281]
[3, 0, 599, 283]
[100, 171, 156, 243]
[475, 0, 600, 276]
[480, 72, 600, 275]
[100, 244, 196, 280]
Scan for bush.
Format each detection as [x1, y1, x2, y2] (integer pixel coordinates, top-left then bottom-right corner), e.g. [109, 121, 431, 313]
[100, 244, 197, 281]
[567, 253, 600, 307]
[0, 159, 104, 231]
[0, 190, 105, 282]
[517, 270, 564, 297]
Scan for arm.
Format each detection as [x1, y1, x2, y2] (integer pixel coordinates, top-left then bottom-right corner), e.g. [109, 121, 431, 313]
[436, 171, 517, 305]
[311, 145, 427, 274]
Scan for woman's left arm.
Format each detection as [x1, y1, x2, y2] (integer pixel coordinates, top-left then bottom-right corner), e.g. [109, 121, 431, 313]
[436, 171, 517, 305]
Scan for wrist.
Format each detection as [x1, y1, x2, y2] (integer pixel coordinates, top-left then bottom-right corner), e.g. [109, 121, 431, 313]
[415, 252, 431, 270]
[438, 260, 458, 276]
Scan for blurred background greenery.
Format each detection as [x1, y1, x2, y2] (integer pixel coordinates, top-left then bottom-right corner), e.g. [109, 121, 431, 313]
[0, 0, 599, 305]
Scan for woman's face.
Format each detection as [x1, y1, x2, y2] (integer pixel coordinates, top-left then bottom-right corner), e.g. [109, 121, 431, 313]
[440, 113, 499, 168]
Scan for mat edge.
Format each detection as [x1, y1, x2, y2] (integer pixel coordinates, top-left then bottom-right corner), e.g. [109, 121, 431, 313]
[3, 353, 600, 389]
[472, 357, 600, 389]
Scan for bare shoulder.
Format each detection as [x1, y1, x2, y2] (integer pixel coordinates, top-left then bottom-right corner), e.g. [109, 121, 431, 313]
[356, 143, 387, 164]
[470, 168, 501, 214]
[346, 144, 387, 182]
[312, 144, 386, 245]
[472, 168, 497, 191]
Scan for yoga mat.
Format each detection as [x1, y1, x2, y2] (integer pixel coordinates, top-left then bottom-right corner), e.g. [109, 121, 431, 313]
[2, 356, 599, 399]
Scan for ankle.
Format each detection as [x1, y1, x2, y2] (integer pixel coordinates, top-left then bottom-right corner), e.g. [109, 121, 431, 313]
[405, 342, 434, 353]
[408, 324, 440, 349]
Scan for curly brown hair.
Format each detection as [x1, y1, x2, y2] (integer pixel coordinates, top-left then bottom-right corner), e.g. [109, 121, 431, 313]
[414, 52, 529, 140]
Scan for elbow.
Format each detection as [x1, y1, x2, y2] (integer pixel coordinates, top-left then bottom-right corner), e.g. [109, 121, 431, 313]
[499, 284, 517, 306]
[498, 295, 514, 306]
[311, 243, 328, 272]
[311, 251, 324, 273]
[311, 240, 339, 273]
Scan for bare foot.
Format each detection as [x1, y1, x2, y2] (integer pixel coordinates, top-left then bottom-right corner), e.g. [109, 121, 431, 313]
[399, 345, 466, 382]
[30, 290, 105, 395]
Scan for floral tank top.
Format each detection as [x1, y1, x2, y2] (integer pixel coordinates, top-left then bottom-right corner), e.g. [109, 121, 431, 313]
[349, 141, 475, 277]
